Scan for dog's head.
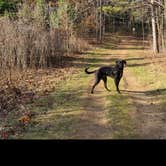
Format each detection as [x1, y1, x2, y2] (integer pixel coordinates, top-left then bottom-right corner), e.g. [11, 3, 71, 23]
[115, 59, 127, 69]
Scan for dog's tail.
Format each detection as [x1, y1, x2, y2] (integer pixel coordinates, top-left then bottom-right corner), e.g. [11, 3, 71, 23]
[85, 67, 96, 74]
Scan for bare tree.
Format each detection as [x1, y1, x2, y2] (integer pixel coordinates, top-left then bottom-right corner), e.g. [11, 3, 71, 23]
[151, 0, 159, 53]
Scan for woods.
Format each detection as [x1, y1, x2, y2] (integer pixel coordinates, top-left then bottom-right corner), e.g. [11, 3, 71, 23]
[0, 0, 90, 70]
[1, 0, 166, 72]
[0, 0, 166, 139]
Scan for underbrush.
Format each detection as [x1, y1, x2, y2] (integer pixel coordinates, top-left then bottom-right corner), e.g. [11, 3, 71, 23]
[0, 2, 91, 70]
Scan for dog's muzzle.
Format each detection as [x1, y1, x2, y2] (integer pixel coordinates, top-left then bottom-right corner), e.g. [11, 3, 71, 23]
[123, 60, 127, 67]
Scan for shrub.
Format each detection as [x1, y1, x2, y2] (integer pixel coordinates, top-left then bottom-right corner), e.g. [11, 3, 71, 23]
[0, 0, 90, 71]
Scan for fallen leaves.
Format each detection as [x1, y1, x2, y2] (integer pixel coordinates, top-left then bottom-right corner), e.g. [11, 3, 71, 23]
[0, 54, 82, 139]
[0, 126, 15, 139]
[19, 115, 31, 125]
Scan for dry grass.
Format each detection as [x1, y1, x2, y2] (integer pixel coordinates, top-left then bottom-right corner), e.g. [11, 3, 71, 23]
[0, 2, 91, 70]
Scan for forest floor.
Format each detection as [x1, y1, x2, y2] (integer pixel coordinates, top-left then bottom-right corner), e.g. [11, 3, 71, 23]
[2, 33, 166, 139]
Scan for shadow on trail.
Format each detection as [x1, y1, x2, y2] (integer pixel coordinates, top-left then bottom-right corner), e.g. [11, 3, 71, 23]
[112, 47, 145, 50]
[62, 55, 154, 69]
[121, 88, 166, 96]
[22, 81, 114, 138]
[53, 34, 151, 70]
[121, 88, 166, 139]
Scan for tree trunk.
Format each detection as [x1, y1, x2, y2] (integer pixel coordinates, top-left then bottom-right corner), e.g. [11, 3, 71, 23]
[151, 0, 159, 54]
[142, 1, 145, 49]
[96, 0, 98, 41]
[99, 0, 102, 43]
[161, 0, 165, 51]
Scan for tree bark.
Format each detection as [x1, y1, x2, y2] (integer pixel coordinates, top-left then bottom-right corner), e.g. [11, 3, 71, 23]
[99, 0, 102, 43]
[142, 1, 145, 49]
[151, 0, 159, 54]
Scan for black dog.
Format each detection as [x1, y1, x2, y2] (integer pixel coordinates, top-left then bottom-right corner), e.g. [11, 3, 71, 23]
[85, 59, 127, 94]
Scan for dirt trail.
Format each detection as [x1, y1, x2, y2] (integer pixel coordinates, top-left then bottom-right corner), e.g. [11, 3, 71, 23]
[123, 70, 166, 139]
[115, 37, 166, 139]
[71, 37, 138, 139]
[71, 38, 138, 139]
[72, 36, 166, 139]
[71, 66, 113, 139]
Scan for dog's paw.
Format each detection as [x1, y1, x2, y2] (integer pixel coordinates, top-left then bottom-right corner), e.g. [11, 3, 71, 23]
[117, 90, 121, 94]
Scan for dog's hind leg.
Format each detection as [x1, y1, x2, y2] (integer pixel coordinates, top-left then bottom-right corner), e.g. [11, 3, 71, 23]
[102, 76, 111, 92]
[91, 77, 101, 94]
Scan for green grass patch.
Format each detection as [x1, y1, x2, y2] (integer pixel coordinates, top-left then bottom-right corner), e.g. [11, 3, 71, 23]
[106, 79, 138, 138]
[126, 47, 166, 116]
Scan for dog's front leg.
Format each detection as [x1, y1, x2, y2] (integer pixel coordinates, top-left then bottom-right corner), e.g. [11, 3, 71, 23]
[114, 77, 121, 94]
